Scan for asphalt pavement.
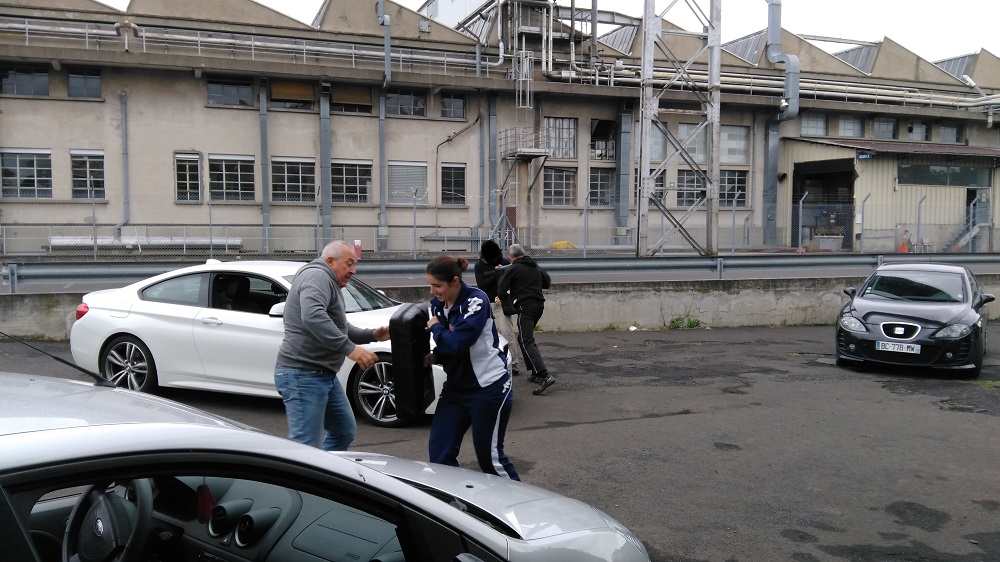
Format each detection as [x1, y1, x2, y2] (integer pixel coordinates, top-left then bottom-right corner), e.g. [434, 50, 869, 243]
[4, 327, 1000, 561]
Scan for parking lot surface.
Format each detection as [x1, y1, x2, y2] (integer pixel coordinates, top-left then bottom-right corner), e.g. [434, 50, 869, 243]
[4, 325, 1000, 561]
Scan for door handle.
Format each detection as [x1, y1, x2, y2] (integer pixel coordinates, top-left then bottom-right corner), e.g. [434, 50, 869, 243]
[200, 317, 224, 325]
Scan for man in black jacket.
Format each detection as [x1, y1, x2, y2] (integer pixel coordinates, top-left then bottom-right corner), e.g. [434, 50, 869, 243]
[473, 240, 522, 376]
[498, 243, 555, 395]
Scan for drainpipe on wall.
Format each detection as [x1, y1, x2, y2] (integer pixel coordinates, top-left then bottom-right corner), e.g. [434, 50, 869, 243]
[763, 0, 799, 246]
[377, 0, 391, 250]
[258, 82, 271, 253]
[114, 92, 131, 240]
[319, 83, 332, 246]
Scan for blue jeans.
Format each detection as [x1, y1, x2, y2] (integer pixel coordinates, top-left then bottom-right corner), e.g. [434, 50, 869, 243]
[274, 366, 356, 451]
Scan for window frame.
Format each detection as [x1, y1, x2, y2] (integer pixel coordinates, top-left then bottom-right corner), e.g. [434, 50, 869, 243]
[676, 169, 706, 207]
[440, 163, 466, 206]
[271, 158, 316, 202]
[588, 168, 615, 207]
[331, 160, 373, 204]
[175, 153, 201, 202]
[440, 92, 466, 119]
[386, 89, 426, 117]
[800, 113, 828, 136]
[388, 162, 429, 205]
[68, 67, 101, 98]
[0, 65, 49, 96]
[70, 150, 105, 199]
[719, 170, 748, 208]
[677, 122, 708, 164]
[1, 149, 53, 199]
[208, 155, 255, 202]
[543, 167, 577, 206]
[544, 117, 578, 159]
[874, 117, 898, 140]
[207, 77, 254, 107]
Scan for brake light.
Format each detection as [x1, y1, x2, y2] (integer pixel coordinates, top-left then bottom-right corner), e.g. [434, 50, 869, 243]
[75, 303, 89, 320]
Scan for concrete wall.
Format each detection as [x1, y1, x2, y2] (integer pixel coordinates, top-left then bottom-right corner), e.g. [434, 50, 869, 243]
[8, 274, 1000, 339]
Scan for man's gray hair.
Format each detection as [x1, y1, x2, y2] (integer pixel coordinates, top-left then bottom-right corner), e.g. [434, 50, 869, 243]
[508, 243, 526, 258]
[320, 240, 351, 260]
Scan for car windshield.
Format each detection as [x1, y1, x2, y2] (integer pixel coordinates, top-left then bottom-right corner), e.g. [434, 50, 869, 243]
[861, 270, 965, 303]
[280, 274, 399, 312]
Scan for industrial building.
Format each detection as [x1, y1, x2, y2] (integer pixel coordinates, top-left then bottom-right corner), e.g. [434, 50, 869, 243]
[1, 0, 997, 258]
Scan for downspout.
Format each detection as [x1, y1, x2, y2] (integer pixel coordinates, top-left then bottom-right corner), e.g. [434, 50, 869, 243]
[258, 82, 270, 252]
[763, 0, 799, 246]
[478, 95, 487, 232]
[319, 83, 332, 244]
[489, 96, 499, 236]
[114, 92, 130, 240]
[378, 0, 391, 250]
[614, 109, 632, 245]
[113, 19, 138, 52]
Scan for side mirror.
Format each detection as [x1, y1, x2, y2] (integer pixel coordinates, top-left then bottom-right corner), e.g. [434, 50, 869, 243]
[978, 294, 995, 308]
[844, 287, 856, 298]
[268, 302, 285, 318]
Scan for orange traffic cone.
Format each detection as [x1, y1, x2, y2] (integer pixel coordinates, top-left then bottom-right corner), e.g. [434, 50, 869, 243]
[897, 231, 909, 253]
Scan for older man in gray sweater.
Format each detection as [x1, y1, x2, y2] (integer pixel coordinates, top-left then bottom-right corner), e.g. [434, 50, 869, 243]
[274, 240, 389, 450]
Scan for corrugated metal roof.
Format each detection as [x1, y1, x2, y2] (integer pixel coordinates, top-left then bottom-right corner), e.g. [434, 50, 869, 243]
[722, 30, 766, 65]
[935, 53, 976, 80]
[795, 138, 1000, 158]
[834, 44, 878, 74]
[598, 25, 636, 56]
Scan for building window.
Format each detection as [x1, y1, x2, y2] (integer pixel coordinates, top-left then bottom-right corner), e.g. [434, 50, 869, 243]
[207, 78, 253, 107]
[331, 85, 373, 113]
[677, 123, 707, 163]
[939, 125, 961, 144]
[175, 154, 201, 202]
[590, 119, 617, 160]
[1, 151, 52, 198]
[837, 116, 863, 138]
[589, 168, 615, 206]
[904, 120, 929, 141]
[331, 161, 372, 203]
[68, 68, 101, 98]
[70, 152, 105, 199]
[441, 92, 465, 119]
[272, 159, 315, 202]
[898, 164, 990, 187]
[800, 113, 828, 136]
[720, 170, 748, 207]
[545, 117, 578, 159]
[1, 65, 49, 96]
[441, 164, 466, 205]
[720, 126, 749, 164]
[543, 167, 576, 206]
[650, 124, 668, 161]
[677, 169, 706, 207]
[635, 169, 666, 202]
[388, 162, 428, 204]
[874, 117, 897, 139]
[208, 156, 255, 201]
[269, 81, 314, 110]
[386, 89, 426, 116]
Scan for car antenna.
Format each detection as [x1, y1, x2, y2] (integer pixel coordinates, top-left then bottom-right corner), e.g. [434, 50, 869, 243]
[0, 329, 115, 387]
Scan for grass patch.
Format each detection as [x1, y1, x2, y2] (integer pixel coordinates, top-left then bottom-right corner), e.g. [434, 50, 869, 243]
[974, 380, 1000, 392]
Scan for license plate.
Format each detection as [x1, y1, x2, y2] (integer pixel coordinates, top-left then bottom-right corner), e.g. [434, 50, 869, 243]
[876, 341, 921, 354]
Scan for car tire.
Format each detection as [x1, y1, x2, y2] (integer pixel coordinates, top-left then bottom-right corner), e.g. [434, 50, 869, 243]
[349, 353, 409, 428]
[967, 334, 985, 379]
[102, 336, 158, 393]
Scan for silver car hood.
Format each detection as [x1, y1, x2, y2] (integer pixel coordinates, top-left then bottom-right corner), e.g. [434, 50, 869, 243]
[0, 373, 247, 435]
[335, 451, 611, 540]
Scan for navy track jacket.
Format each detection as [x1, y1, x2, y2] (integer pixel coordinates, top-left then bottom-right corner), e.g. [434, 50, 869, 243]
[428, 283, 509, 391]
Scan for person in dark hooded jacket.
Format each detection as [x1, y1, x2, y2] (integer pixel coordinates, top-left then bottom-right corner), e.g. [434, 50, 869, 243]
[497, 243, 555, 395]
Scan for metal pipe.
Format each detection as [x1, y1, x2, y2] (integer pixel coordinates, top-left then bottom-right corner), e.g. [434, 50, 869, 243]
[258, 83, 271, 253]
[859, 193, 871, 253]
[319, 83, 332, 245]
[797, 191, 809, 250]
[114, 92, 131, 240]
[916, 195, 927, 253]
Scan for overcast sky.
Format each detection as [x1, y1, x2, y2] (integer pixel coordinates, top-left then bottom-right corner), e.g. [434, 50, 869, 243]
[101, 0, 998, 63]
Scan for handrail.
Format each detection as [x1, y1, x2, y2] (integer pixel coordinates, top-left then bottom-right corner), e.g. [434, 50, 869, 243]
[7, 254, 1000, 293]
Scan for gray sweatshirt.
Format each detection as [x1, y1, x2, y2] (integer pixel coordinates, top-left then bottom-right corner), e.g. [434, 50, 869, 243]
[275, 259, 376, 373]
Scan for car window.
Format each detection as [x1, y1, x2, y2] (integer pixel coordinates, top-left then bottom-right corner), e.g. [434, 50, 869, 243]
[142, 273, 206, 306]
[211, 273, 288, 314]
[344, 278, 399, 313]
[862, 271, 965, 302]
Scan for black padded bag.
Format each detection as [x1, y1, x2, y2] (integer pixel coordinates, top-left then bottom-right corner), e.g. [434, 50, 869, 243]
[389, 303, 434, 421]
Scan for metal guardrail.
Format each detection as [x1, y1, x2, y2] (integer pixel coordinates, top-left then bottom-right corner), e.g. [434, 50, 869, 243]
[6, 254, 1000, 293]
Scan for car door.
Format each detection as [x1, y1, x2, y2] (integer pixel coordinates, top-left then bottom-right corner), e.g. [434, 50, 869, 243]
[132, 272, 209, 382]
[191, 273, 286, 397]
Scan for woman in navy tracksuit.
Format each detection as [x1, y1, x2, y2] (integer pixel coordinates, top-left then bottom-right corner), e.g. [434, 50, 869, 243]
[424, 256, 520, 480]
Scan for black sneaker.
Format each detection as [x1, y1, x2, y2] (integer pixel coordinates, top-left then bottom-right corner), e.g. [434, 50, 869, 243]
[527, 372, 541, 384]
[532, 374, 556, 395]
[511, 365, 520, 377]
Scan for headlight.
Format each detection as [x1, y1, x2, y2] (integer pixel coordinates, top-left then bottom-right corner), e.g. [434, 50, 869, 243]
[594, 507, 648, 558]
[839, 315, 865, 332]
[934, 324, 973, 339]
